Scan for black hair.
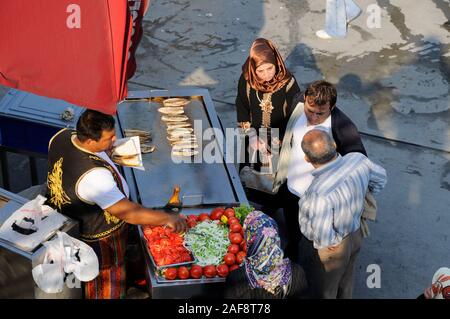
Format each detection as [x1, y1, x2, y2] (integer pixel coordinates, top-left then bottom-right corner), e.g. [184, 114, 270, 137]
[304, 80, 337, 108]
[76, 110, 115, 142]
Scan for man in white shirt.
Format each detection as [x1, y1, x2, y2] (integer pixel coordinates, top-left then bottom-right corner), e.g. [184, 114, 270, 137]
[274, 81, 366, 262]
[46, 110, 187, 298]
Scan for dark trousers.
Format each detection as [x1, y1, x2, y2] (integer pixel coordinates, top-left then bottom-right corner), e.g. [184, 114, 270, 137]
[278, 182, 302, 263]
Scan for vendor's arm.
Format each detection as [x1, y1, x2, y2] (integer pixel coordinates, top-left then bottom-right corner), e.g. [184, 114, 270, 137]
[105, 198, 187, 233]
[77, 168, 187, 233]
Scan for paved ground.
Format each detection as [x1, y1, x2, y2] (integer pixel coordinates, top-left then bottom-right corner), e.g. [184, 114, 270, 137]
[1, 0, 449, 298]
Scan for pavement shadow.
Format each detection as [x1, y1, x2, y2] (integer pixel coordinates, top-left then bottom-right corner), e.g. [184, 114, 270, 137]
[134, 0, 266, 104]
[335, 35, 450, 151]
[285, 42, 321, 92]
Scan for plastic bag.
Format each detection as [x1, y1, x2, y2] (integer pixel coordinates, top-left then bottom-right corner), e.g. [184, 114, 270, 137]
[32, 231, 99, 293]
[0, 195, 67, 251]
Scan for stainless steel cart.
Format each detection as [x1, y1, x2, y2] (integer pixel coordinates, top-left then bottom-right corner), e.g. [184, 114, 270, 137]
[117, 89, 247, 298]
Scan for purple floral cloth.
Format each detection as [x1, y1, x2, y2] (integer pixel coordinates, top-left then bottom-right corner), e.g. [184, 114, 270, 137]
[243, 211, 292, 295]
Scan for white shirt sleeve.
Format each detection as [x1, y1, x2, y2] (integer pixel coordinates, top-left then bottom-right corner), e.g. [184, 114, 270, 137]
[77, 167, 126, 209]
[367, 159, 387, 195]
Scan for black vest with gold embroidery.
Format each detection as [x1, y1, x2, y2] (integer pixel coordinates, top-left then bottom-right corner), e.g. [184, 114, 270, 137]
[45, 129, 126, 241]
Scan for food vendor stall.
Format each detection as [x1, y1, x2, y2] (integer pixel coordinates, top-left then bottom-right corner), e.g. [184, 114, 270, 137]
[116, 88, 248, 298]
[0, 87, 248, 299]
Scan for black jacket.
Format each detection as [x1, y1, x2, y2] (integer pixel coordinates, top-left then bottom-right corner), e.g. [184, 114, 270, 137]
[291, 93, 367, 156]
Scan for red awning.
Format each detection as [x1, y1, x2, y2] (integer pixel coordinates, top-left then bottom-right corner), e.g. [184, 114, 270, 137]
[0, 0, 148, 114]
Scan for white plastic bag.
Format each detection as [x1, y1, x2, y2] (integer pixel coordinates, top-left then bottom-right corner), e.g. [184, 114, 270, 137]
[32, 231, 99, 293]
[0, 195, 67, 251]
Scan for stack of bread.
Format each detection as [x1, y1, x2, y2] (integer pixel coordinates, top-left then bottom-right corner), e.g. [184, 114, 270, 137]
[112, 137, 142, 167]
[158, 98, 199, 157]
[123, 129, 155, 154]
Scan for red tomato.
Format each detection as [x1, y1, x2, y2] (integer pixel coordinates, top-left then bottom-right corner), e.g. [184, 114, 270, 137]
[223, 253, 236, 266]
[203, 265, 217, 278]
[227, 244, 240, 254]
[164, 268, 177, 280]
[240, 240, 247, 252]
[230, 223, 242, 233]
[224, 208, 235, 218]
[210, 207, 225, 220]
[181, 253, 192, 262]
[229, 232, 243, 245]
[147, 226, 192, 266]
[229, 264, 239, 272]
[198, 213, 211, 222]
[227, 217, 239, 225]
[160, 238, 170, 246]
[190, 265, 203, 279]
[143, 227, 153, 236]
[177, 266, 190, 280]
[236, 251, 246, 265]
[187, 214, 198, 222]
[187, 220, 197, 228]
[216, 264, 229, 277]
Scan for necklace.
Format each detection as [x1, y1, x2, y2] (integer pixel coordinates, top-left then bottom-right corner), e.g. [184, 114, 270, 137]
[256, 91, 273, 128]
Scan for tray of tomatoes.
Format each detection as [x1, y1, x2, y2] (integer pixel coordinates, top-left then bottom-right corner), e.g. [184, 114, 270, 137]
[154, 206, 248, 283]
[142, 225, 196, 269]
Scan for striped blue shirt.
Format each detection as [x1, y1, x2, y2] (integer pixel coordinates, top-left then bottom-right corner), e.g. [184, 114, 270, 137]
[298, 152, 387, 249]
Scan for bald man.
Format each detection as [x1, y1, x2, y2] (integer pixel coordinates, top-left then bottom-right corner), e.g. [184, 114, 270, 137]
[298, 129, 386, 299]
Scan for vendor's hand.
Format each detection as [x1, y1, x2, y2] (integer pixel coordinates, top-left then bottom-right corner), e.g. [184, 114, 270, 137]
[166, 213, 188, 233]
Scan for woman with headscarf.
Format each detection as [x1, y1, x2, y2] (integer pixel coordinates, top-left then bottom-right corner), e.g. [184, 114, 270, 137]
[223, 211, 308, 299]
[236, 38, 301, 229]
[237, 38, 300, 151]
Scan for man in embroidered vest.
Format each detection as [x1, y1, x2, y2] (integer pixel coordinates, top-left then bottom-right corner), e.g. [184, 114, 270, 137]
[46, 110, 187, 299]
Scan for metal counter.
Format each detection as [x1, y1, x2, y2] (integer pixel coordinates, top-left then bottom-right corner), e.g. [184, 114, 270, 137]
[117, 89, 247, 298]
[117, 89, 245, 208]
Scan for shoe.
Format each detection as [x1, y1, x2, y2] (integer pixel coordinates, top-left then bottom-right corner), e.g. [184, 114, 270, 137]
[316, 30, 333, 39]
